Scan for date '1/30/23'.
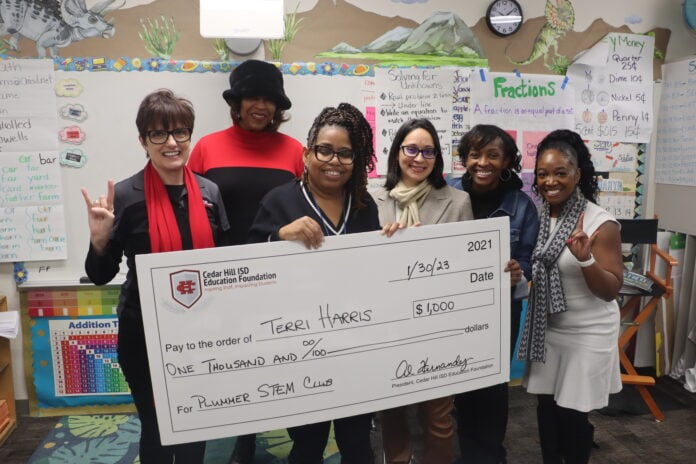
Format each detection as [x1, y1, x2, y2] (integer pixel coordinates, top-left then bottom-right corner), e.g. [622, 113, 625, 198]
[405, 238, 494, 280]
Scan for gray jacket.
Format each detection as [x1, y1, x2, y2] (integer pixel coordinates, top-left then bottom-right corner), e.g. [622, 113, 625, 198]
[374, 185, 474, 226]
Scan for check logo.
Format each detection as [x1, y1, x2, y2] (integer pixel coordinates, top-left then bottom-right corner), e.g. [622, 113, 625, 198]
[170, 270, 202, 309]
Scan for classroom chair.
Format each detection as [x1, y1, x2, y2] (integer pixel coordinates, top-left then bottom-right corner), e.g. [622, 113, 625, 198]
[616, 218, 678, 422]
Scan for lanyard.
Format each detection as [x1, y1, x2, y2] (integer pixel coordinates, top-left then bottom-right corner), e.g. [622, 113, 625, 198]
[300, 181, 352, 236]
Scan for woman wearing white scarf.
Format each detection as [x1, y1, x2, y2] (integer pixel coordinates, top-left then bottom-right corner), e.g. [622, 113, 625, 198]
[375, 119, 473, 464]
[520, 130, 623, 464]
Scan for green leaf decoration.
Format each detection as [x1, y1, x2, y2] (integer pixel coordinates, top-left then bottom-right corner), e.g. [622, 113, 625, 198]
[115, 415, 141, 442]
[259, 430, 294, 458]
[50, 436, 128, 463]
[258, 428, 339, 459]
[68, 414, 130, 438]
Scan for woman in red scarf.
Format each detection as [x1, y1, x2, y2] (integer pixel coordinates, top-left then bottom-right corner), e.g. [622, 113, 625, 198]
[82, 89, 230, 463]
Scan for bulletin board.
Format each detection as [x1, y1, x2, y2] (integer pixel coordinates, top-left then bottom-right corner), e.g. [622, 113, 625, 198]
[14, 63, 367, 284]
[6, 55, 651, 284]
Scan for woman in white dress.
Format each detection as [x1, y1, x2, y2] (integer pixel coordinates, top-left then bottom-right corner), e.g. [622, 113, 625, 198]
[518, 129, 623, 464]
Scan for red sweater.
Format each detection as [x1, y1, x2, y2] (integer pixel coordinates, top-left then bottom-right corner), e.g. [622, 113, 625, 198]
[189, 125, 304, 244]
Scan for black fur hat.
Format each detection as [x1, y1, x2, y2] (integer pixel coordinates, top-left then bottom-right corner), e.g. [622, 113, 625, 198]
[222, 60, 291, 110]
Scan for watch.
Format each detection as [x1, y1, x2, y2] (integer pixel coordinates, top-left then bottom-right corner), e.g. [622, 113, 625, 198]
[486, 0, 523, 37]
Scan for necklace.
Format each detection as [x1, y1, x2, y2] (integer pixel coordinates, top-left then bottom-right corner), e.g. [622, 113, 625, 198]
[300, 181, 352, 236]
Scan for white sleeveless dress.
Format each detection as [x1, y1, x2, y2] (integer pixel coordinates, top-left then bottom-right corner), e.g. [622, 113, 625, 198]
[523, 201, 623, 412]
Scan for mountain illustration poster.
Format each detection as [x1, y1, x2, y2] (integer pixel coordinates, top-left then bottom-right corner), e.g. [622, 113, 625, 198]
[0, 0, 670, 77]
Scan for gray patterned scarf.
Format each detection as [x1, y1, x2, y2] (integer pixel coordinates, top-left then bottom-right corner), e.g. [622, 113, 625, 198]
[517, 188, 587, 362]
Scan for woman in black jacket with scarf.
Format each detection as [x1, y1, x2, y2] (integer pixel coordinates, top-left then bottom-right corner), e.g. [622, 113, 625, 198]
[82, 89, 230, 463]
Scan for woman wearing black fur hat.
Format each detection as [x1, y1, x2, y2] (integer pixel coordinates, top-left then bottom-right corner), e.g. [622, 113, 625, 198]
[188, 59, 304, 464]
[189, 59, 304, 245]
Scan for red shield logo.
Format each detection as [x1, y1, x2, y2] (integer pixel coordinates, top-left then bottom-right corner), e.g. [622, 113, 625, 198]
[170, 270, 202, 309]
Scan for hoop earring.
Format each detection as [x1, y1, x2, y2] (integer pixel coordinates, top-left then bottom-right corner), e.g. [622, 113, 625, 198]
[499, 168, 512, 182]
[463, 170, 472, 182]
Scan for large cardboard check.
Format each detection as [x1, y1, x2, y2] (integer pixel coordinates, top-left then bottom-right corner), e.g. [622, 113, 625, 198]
[136, 217, 510, 445]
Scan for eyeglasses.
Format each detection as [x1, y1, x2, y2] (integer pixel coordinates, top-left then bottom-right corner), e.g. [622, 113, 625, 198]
[401, 145, 436, 159]
[146, 128, 192, 144]
[313, 145, 355, 165]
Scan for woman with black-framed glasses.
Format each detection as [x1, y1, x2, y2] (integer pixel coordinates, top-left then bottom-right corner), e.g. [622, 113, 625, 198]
[145, 127, 193, 144]
[81, 89, 230, 463]
[248, 102, 378, 463]
[375, 118, 473, 464]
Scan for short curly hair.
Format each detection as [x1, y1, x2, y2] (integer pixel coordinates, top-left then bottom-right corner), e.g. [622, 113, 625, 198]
[457, 124, 521, 173]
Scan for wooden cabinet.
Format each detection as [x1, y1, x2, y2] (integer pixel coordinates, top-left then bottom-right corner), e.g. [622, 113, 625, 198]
[0, 296, 17, 446]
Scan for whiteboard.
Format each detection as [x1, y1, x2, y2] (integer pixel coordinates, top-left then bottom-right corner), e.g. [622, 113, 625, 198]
[23, 70, 365, 284]
[654, 56, 696, 235]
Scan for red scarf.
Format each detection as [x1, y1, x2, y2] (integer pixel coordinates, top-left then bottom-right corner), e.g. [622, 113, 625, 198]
[144, 162, 214, 252]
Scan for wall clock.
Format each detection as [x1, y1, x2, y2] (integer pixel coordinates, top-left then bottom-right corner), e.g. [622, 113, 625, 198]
[486, 0, 523, 37]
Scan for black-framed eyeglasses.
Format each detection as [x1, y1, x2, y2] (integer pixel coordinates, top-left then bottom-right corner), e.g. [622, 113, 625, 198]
[313, 145, 355, 165]
[401, 145, 436, 159]
[146, 128, 193, 144]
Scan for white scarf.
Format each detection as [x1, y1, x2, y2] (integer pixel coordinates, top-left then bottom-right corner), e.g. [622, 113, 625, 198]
[388, 180, 432, 227]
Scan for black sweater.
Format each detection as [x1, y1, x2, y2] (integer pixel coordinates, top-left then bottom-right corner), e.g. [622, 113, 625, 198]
[248, 180, 380, 243]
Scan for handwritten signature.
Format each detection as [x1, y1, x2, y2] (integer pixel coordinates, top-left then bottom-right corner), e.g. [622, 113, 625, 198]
[395, 354, 473, 379]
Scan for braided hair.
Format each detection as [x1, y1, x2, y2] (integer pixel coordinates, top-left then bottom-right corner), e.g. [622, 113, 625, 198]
[534, 129, 599, 203]
[305, 103, 375, 209]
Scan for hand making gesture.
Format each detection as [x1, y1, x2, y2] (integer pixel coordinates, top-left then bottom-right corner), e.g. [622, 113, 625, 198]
[565, 212, 595, 262]
[80, 180, 115, 255]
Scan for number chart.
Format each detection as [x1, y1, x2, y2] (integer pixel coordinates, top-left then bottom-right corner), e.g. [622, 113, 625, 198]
[21, 286, 134, 413]
[49, 320, 128, 396]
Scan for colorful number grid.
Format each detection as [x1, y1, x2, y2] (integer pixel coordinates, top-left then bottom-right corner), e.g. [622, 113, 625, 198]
[49, 322, 129, 396]
[26, 288, 120, 317]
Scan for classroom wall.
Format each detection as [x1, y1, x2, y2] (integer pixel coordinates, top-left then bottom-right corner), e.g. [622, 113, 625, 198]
[2, 0, 696, 402]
